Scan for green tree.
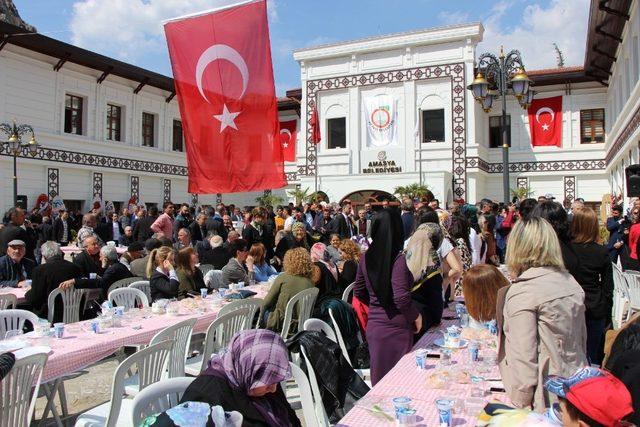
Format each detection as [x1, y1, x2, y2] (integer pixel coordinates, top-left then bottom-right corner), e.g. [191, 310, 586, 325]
[255, 193, 284, 207]
[393, 183, 432, 200]
[510, 186, 533, 201]
[287, 187, 311, 205]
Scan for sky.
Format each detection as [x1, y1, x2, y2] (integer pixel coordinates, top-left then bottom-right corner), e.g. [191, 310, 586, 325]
[14, 0, 591, 96]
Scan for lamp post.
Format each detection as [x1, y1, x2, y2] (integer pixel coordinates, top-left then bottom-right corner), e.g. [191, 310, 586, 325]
[467, 48, 534, 203]
[0, 121, 39, 207]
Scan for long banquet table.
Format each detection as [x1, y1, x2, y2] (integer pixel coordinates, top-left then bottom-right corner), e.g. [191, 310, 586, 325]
[337, 306, 508, 426]
[28, 283, 269, 383]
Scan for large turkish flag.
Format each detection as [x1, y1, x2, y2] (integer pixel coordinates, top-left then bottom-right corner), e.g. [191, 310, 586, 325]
[164, 0, 285, 194]
[527, 95, 563, 147]
[279, 120, 297, 162]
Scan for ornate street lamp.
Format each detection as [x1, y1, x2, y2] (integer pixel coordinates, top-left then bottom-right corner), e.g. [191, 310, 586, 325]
[467, 48, 533, 203]
[0, 120, 39, 207]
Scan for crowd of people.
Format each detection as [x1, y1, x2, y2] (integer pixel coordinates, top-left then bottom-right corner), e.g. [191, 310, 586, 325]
[0, 191, 638, 425]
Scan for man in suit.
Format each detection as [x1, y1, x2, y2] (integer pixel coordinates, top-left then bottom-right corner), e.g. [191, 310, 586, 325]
[607, 205, 627, 263]
[0, 207, 34, 259]
[97, 212, 124, 244]
[26, 241, 82, 320]
[329, 201, 355, 240]
[205, 207, 227, 241]
[356, 209, 371, 238]
[189, 213, 208, 243]
[52, 209, 73, 246]
[133, 206, 158, 242]
[400, 201, 414, 239]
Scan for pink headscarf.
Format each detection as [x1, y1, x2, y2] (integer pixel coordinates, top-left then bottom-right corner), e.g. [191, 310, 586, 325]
[310, 242, 338, 280]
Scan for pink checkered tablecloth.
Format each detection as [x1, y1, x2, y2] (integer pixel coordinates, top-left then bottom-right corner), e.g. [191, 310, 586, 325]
[30, 283, 269, 383]
[338, 306, 508, 426]
[0, 286, 28, 304]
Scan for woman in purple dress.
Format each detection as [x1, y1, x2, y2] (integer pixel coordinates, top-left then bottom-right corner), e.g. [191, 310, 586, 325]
[354, 209, 422, 385]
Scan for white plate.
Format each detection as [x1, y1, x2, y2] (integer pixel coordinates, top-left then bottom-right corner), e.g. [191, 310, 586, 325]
[0, 339, 27, 353]
[434, 338, 469, 349]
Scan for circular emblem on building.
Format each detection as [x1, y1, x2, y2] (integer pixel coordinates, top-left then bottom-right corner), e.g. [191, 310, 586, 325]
[377, 151, 387, 161]
[370, 108, 391, 129]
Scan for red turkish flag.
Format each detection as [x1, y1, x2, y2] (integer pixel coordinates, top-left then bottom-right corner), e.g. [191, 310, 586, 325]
[528, 95, 563, 147]
[279, 120, 297, 162]
[310, 105, 321, 144]
[164, 0, 285, 194]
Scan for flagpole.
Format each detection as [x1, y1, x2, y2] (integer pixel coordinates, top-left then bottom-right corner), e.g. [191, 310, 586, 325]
[315, 147, 318, 193]
[417, 109, 422, 186]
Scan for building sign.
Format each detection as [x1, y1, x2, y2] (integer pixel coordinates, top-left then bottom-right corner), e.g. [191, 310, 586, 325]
[362, 151, 403, 174]
[363, 94, 398, 147]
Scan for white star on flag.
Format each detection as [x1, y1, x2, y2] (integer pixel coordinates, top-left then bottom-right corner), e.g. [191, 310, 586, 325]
[282, 142, 288, 148]
[542, 123, 550, 131]
[213, 104, 241, 132]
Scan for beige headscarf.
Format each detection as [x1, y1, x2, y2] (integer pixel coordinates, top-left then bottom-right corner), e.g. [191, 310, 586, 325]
[405, 222, 443, 290]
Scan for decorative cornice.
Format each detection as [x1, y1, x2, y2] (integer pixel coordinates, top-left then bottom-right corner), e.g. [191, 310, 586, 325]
[466, 157, 606, 173]
[605, 103, 640, 164]
[0, 144, 188, 176]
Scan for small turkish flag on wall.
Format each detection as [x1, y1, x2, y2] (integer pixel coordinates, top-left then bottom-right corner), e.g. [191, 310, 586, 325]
[279, 120, 297, 162]
[527, 95, 563, 147]
[164, 0, 285, 194]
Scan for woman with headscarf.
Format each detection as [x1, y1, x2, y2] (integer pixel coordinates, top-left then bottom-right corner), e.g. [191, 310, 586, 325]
[177, 329, 301, 427]
[274, 222, 310, 269]
[310, 242, 342, 302]
[406, 221, 445, 336]
[353, 209, 422, 385]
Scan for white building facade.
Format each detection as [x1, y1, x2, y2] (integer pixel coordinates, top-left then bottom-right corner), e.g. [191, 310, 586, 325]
[1, 0, 637, 212]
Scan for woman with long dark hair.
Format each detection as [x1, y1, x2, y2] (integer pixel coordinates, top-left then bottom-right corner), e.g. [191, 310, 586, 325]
[353, 209, 421, 385]
[531, 201, 580, 279]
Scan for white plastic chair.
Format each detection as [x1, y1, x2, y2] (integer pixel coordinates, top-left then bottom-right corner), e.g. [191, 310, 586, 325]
[128, 280, 151, 302]
[625, 271, 640, 319]
[612, 263, 630, 328]
[130, 377, 194, 426]
[185, 308, 251, 376]
[0, 309, 39, 338]
[280, 287, 319, 339]
[300, 346, 331, 427]
[124, 318, 197, 397]
[109, 287, 149, 310]
[0, 293, 17, 310]
[329, 308, 371, 385]
[107, 276, 144, 297]
[1, 352, 48, 427]
[198, 264, 215, 276]
[47, 287, 88, 324]
[75, 340, 174, 427]
[203, 270, 224, 289]
[342, 282, 355, 302]
[303, 318, 337, 342]
[289, 361, 320, 427]
[218, 298, 263, 328]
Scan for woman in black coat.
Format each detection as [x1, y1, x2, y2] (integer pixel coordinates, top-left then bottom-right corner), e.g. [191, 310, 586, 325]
[569, 207, 613, 364]
[147, 247, 179, 301]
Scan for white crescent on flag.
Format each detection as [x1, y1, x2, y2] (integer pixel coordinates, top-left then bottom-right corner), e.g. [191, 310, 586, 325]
[195, 44, 249, 102]
[535, 107, 555, 124]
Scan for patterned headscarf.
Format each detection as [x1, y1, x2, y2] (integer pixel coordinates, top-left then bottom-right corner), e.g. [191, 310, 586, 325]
[204, 329, 292, 426]
[310, 242, 338, 280]
[405, 222, 443, 287]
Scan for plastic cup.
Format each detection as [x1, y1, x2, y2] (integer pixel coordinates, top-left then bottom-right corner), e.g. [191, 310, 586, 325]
[440, 349, 452, 366]
[89, 272, 97, 280]
[53, 323, 64, 338]
[219, 289, 227, 299]
[468, 341, 479, 362]
[460, 313, 470, 328]
[200, 288, 208, 299]
[415, 349, 428, 370]
[392, 396, 412, 418]
[435, 398, 454, 427]
[24, 279, 32, 287]
[90, 319, 100, 334]
[238, 281, 245, 288]
[114, 306, 124, 316]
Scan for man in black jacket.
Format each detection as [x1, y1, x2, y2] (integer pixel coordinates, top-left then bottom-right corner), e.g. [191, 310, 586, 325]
[189, 213, 209, 243]
[196, 235, 230, 269]
[133, 206, 158, 242]
[204, 207, 227, 241]
[73, 235, 105, 279]
[0, 207, 34, 259]
[329, 202, 355, 240]
[26, 241, 82, 320]
[0, 239, 36, 288]
[52, 209, 73, 246]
